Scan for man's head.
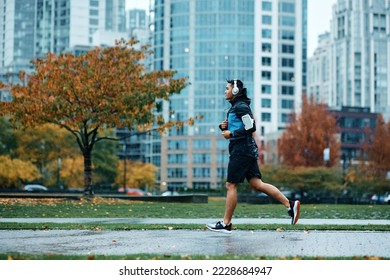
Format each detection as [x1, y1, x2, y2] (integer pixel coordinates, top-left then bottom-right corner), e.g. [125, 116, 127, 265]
[225, 79, 243, 100]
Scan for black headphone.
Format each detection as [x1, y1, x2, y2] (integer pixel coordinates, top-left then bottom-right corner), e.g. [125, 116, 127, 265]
[232, 80, 239, 95]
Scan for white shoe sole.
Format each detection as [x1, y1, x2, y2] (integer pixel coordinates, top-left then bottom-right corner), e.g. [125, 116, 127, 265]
[292, 201, 301, 225]
[206, 225, 232, 234]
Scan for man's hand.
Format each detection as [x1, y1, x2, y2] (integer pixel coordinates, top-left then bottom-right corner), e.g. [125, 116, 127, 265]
[222, 130, 231, 139]
[219, 119, 228, 130]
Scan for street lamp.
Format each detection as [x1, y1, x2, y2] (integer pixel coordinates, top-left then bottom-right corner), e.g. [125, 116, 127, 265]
[123, 144, 127, 190]
[57, 157, 62, 189]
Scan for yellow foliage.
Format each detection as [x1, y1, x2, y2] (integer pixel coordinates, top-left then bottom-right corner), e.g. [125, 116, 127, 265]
[0, 155, 41, 188]
[115, 160, 157, 189]
[59, 156, 85, 189]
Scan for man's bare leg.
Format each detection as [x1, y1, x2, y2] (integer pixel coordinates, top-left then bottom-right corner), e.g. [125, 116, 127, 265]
[249, 177, 290, 208]
[223, 182, 237, 225]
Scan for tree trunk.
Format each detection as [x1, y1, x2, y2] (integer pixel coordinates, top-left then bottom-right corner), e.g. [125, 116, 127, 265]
[83, 148, 94, 197]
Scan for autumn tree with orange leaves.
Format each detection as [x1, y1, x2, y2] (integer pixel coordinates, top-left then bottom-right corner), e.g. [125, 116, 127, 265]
[362, 114, 390, 182]
[278, 95, 340, 167]
[3, 39, 197, 196]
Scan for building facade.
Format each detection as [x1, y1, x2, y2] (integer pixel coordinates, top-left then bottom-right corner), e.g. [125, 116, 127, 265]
[308, 0, 390, 121]
[129, 8, 148, 33]
[152, 0, 307, 191]
[0, 0, 127, 97]
[307, 32, 331, 105]
[329, 106, 378, 164]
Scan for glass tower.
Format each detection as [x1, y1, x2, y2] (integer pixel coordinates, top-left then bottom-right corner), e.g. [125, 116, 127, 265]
[152, 0, 307, 191]
[0, 0, 127, 99]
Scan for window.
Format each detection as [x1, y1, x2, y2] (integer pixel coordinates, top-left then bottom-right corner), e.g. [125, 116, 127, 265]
[261, 112, 271, 122]
[89, 18, 98, 25]
[262, 84, 271, 94]
[281, 16, 295, 27]
[262, 57, 271, 66]
[192, 154, 211, 164]
[281, 113, 291, 123]
[168, 140, 187, 150]
[282, 72, 294, 81]
[281, 99, 294, 109]
[262, 99, 271, 108]
[90, 0, 99, 7]
[281, 30, 294, 40]
[168, 154, 187, 164]
[262, 29, 272, 38]
[281, 44, 294, 53]
[281, 86, 294, 95]
[280, 2, 295, 13]
[262, 1, 272, 11]
[193, 139, 211, 150]
[281, 58, 294, 67]
[262, 43, 272, 52]
[262, 15, 272, 25]
[167, 168, 187, 178]
[193, 168, 210, 178]
[89, 9, 98, 16]
[262, 71, 271, 80]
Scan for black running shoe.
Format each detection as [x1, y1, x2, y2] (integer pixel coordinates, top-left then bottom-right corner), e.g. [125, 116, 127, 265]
[288, 200, 301, 225]
[206, 221, 232, 234]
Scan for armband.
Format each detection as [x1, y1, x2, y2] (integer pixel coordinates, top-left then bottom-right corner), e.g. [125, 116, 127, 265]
[241, 114, 254, 130]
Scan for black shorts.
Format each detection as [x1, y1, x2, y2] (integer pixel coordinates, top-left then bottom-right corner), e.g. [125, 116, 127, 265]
[227, 155, 262, 183]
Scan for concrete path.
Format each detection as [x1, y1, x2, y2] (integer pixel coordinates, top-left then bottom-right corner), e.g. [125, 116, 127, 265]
[1, 217, 390, 225]
[1, 218, 389, 258]
[1, 229, 389, 258]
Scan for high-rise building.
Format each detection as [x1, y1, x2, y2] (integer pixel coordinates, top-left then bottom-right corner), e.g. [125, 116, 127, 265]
[128, 9, 150, 46]
[307, 32, 331, 104]
[308, 0, 390, 121]
[0, 0, 127, 100]
[151, 0, 307, 191]
[129, 9, 148, 33]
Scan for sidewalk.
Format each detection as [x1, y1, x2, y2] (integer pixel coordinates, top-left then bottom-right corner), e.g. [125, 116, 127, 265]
[1, 218, 389, 258]
[1, 217, 390, 225]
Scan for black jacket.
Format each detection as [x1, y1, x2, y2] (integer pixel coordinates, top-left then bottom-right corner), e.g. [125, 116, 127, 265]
[221, 92, 256, 140]
[221, 92, 258, 158]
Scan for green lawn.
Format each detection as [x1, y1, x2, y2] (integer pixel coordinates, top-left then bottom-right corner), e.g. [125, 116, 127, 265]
[1, 197, 390, 219]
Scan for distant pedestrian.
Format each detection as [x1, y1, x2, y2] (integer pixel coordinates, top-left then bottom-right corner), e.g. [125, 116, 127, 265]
[206, 79, 300, 233]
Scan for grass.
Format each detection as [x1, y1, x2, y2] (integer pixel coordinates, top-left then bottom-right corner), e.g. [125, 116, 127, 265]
[1, 197, 390, 219]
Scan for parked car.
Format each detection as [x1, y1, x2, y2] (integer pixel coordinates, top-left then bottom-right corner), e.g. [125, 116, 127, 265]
[118, 187, 146, 196]
[384, 193, 390, 204]
[24, 184, 48, 192]
[371, 193, 390, 204]
[161, 191, 179, 196]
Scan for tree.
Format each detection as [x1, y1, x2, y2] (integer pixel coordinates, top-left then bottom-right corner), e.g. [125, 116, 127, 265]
[4, 39, 196, 196]
[260, 164, 343, 202]
[0, 117, 17, 156]
[14, 124, 78, 180]
[55, 156, 84, 189]
[364, 114, 390, 176]
[0, 155, 41, 188]
[92, 129, 119, 190]
[115, 160, 158, 190]
[278, 95, 340, 167]
[353, 114, 390, 196]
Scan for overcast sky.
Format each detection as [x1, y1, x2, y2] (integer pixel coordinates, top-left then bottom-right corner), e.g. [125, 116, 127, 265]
[126, 0, 337, 57]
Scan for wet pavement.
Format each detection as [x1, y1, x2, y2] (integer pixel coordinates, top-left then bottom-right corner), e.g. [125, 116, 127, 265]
[1, 217, 390, 225]
[1, 218, 390, 258]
